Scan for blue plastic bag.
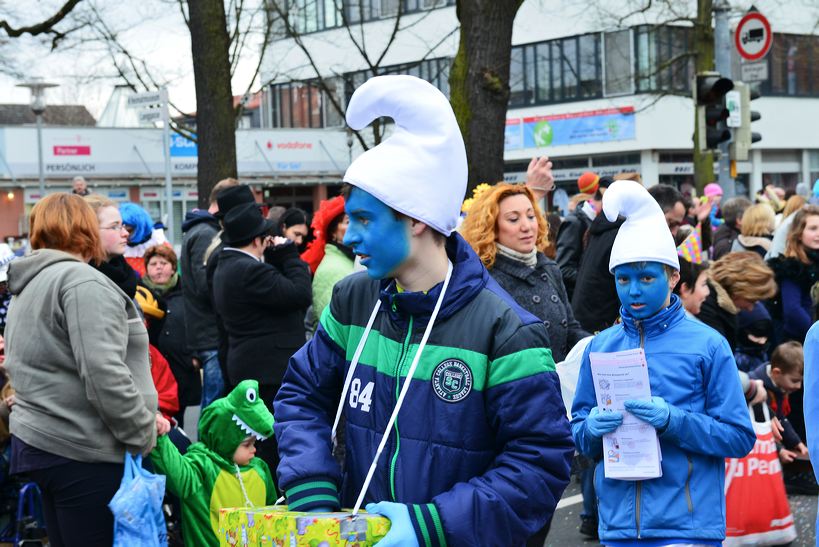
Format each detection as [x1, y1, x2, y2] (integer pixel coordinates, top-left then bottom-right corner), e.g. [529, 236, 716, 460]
[108, 452, 167, 547]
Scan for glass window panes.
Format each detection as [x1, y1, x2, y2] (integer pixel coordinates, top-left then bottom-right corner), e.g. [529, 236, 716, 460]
[509, 47, 525, 106]
[562, 37, 578, 99]
[535, 43, 551, 102]
[604, 29, 632, 96]
[579, 34, 599, 97]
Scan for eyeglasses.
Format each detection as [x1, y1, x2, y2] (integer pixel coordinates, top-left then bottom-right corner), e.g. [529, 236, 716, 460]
[101, 223, 127, 232]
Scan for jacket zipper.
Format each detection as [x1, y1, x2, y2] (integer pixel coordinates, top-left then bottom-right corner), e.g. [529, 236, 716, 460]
[685, 456, 693, 512]
[635, 320, 645, 538]
[388, 316, 414, 501]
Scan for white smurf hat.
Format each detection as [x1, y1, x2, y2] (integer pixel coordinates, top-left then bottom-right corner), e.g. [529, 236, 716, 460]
[343, 75, 468, 236]
[604, 180, 680, 273]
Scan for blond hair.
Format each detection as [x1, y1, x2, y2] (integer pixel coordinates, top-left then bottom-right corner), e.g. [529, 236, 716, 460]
[782, 195, 806, 219]
[710, 251, 777, 301]
[83, 193, 117, 214]
[740, 204, 775, 237]
[460, 183, 549, 269]
[208, 177, 240, 205]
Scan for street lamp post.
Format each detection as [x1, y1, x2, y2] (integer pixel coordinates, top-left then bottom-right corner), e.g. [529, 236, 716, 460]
[16, 80, 59, 200]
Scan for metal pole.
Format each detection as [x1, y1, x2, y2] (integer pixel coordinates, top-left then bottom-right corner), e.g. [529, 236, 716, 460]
[161, 87, 174, 244]
[714, 0, 735, 197]
[35, 113, 45, 199]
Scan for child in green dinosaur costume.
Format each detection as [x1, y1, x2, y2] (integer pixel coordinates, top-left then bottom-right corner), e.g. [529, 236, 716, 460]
[151, 379, 277, 547]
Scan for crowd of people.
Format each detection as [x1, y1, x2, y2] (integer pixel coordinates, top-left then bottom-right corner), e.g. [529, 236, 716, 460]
[0, 74, 818, 547]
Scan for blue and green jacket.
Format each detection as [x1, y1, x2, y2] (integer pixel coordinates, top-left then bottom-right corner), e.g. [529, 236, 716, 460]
[273, 234, 573, 547]
[571, 296, 756, 543]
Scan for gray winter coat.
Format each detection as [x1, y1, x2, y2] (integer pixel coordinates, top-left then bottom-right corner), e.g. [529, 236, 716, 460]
[490, 253, 590, 362]
[5, 250, 157, 463]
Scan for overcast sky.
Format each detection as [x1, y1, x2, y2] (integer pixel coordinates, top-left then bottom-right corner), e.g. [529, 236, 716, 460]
[0, 1, 263, 119]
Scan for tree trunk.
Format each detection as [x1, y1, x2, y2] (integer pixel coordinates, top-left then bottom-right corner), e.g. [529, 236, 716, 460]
[188, 0, 237, 208]
[449, 0, 523, 197]
[693, 0, 715, 193]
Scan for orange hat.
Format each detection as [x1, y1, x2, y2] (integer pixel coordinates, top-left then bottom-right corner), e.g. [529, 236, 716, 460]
[300, 196, 346, 274]
[578, 172, 600, 194]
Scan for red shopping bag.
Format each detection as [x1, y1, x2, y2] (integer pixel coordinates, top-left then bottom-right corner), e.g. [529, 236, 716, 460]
[724, 404, 797, 546]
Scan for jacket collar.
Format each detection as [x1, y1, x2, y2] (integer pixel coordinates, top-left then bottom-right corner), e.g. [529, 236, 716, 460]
[378, 233, 487, 325]
[620, 294, 686, 339]
[492, 252, 550, 283]
[708, 277, 738, 314]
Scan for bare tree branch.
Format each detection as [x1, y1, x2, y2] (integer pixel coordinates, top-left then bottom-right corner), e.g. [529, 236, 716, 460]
[0, 0, 82, 44]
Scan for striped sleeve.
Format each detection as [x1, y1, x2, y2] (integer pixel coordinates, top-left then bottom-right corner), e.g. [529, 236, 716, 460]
[284, 478, 340, 512]
[407, 503, 447, 547]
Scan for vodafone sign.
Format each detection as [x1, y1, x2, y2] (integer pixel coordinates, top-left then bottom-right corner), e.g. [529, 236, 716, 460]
[735, 11, 772, 61]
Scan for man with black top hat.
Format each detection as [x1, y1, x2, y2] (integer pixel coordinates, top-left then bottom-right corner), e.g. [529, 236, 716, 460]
[212, 202, 312, 473]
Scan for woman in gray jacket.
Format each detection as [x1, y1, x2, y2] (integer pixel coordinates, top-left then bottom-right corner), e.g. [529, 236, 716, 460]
[4, 193, 159, 547]
[461, 183, 590, 546]
[462, 184, 589, 362]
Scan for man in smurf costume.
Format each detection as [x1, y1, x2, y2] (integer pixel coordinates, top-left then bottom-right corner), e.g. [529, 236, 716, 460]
[274, 75, 573, 546]
[571, 180, 756, 546]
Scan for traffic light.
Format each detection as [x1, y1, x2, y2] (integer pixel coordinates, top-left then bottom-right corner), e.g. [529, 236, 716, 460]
[694, 72, 734, 151]
[729, 82, 762, 161]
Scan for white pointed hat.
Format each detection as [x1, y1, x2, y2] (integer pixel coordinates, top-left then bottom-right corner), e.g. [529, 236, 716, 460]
[604, 180, 680, 273]
[343, 75, 468, 236]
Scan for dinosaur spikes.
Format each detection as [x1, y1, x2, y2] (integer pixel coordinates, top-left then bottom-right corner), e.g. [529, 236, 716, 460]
[232, 414, 268, 441]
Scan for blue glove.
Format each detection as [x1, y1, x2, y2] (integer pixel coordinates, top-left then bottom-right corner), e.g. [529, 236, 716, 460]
[366, 501, 420, 547]
[624, 397, 671, 430]
[585, 407, 623, 438]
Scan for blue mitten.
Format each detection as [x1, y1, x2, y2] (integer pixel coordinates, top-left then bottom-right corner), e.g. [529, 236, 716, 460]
[366, 501, 420, 547]
[624, 397, 671, 430]
[585, 406, 623, 438]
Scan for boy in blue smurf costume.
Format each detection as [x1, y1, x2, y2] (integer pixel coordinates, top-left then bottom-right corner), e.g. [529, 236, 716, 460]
[273, 75, 574, 547]
[571, 180, 756, 547]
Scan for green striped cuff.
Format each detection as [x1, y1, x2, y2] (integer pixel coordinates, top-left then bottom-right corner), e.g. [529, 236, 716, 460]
[408, 503, 447, 547]
[284, 478, 340, 512]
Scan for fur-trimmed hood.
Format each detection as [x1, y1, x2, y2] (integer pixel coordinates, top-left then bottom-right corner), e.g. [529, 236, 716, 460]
[708, 275, 738, 315]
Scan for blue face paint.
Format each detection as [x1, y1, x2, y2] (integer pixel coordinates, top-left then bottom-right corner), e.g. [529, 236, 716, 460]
[343, 187, 410, 279]
[614, 262, 672, 320]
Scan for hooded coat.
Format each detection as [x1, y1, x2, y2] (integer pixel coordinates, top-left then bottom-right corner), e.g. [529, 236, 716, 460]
[4, 250, 157, 462]
[180, 210, 221, 351]
[274, 234, 574, 547]
[150, 380, 277, 547]
[572, 297, 756, 542]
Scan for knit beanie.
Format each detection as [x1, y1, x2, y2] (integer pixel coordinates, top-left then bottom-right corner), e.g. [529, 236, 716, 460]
[577, 172, 600, 194]
[343, 75, 467, 236]
[704, 183, 723, 198]
[604, 180, 680, 273]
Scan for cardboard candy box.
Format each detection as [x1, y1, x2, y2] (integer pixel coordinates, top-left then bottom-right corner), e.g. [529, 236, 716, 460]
[218, 505, 391, 546]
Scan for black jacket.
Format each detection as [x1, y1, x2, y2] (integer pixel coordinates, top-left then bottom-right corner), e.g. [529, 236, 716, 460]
[695, 278, 738, 349]
[712, 223, 740, 261]
[212, 244, 312, 386]
[148, 279, 201, 408]
[555, 207, 593, 299]
[571, 215, 625, 333]
[180, 211, 221, 351]
[749, 363, 802, 449]
[490, 253, 589, 362]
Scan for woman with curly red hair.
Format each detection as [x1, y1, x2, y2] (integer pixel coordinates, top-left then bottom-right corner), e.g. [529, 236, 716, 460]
[461, 183, 588, 362]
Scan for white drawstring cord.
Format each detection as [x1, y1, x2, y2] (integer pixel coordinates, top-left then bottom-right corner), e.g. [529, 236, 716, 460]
[332, 298, 382, 449]
[351, 261, 453, 516]
[234, 463, 254, 508]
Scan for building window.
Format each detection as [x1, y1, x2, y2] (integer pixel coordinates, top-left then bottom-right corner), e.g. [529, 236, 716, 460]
[268, 80, 343, 128]
[509, 33, 603, 108]
[604, 29, 633, 96]
[344, 57, 451, 104]
[762, 33, 819, 97]
[634, 25, 693, 94]
[272, 0, 456, 36]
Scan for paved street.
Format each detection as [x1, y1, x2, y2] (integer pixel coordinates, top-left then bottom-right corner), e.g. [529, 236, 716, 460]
[544, 477, 817, 546]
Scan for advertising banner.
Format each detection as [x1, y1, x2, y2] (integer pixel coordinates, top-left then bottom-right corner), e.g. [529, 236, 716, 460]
[505, 106, 636, 151]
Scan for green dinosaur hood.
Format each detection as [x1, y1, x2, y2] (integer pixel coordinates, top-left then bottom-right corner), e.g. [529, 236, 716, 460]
[198, 380, 275, 461]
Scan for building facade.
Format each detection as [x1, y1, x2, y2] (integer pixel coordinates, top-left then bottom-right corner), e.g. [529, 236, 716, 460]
[260, 0, 819, 202]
